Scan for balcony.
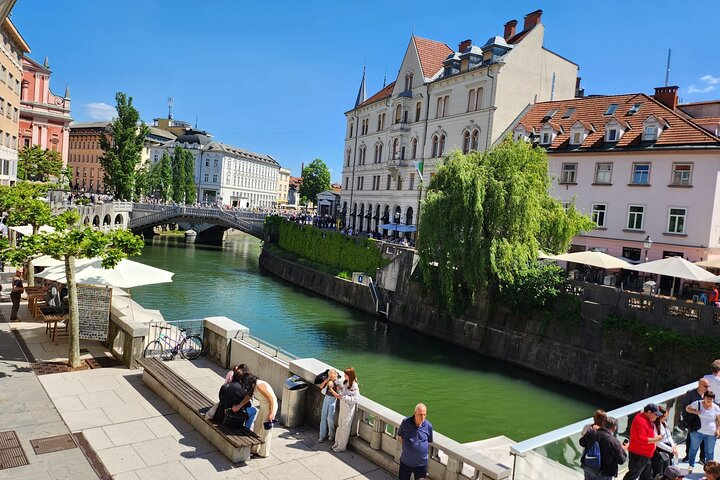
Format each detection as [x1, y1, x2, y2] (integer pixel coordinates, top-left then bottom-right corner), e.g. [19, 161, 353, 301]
[388, 159, 409, 169]
[390, 122, 410, 133]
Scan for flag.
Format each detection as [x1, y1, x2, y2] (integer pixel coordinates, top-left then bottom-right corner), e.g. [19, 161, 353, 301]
[413, 160, 424, 183]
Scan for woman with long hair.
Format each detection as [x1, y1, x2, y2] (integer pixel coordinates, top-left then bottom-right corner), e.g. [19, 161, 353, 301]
[332, 367, 360, 453]
[251, 375, 278, 458]
[651, 405, 676, 477]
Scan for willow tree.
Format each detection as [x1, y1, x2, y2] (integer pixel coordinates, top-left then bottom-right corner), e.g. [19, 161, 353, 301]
[3, 219, 144, 367]
[418, 138, 594, 316]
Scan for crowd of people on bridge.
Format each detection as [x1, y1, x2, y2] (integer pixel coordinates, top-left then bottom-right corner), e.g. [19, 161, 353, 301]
[579, 359, 720, 480]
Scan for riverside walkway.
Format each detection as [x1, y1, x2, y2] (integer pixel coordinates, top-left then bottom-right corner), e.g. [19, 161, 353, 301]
[0, 302, 392, 479]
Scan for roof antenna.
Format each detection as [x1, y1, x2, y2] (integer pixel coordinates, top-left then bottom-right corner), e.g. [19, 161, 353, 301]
[195, 115, 198, 129]
[167, 97, 174, 120]
[383, 65, 387, 88]
[664, 48, 672, 87]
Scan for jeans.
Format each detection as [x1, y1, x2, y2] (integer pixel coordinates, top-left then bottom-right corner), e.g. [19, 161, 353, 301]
[399, 461, 427, 480]
[622, 452, 652, 480]
[245, 405, 258, 430]
[319, 395, 336, 440]
[688, 431, 717, 467]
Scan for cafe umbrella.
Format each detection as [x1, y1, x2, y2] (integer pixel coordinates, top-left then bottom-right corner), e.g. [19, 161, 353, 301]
[35, 258, 174, 289]
[625, 256, 716, 297]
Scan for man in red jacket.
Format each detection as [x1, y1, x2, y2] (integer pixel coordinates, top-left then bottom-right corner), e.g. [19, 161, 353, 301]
[623, 404, 665, 480]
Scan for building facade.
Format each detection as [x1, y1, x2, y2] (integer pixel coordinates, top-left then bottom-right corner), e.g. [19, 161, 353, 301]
[277, 167, 290, 206]
[0, 17, 29, 185]
[513, 87, 720, 273]
[68, 121, 110, 192]
[340, 9, 578, 234]
[19, 56, 72, 163]
[148, 131, 281, 208]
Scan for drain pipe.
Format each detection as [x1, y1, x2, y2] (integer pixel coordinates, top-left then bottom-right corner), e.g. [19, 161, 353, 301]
[485, 64, 497, 149]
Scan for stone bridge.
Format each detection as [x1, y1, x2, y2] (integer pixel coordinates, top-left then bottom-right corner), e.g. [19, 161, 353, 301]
[129, 204, 266, 244]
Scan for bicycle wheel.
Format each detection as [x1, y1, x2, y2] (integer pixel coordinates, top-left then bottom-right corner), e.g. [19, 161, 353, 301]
[143, 340, 164, 359]
[179, 335, 203, 360]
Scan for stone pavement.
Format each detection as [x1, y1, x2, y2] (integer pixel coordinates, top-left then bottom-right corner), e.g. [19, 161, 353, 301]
[0, 296, 395, 479]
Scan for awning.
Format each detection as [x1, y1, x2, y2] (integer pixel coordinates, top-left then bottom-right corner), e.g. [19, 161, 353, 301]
[380, 224, 417, 232]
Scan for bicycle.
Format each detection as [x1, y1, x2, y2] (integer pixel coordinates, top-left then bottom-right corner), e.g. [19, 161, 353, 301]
[143, 325, 203, 361]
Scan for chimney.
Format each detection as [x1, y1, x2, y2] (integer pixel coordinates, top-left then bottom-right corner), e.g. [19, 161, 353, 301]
[458, 39, 472, 52]
[503, 20, 517, 39]
[575, 77, 585, 98]
[654, 86, 679, 110]
[523, 9, 543, 31]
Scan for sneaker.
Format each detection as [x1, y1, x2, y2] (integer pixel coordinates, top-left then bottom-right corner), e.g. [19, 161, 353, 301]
[318, 437, 325, 443]
[328, 437, 334, 442]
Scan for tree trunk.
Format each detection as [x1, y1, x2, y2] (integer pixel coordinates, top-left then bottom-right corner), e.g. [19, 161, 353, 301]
[65, 255, 81, 368]
[26, 259, 35, 287]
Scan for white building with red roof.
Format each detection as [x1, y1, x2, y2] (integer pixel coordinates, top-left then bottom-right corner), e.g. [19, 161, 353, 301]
[340, 9, 579, 235]
[512, 87, 720, 290]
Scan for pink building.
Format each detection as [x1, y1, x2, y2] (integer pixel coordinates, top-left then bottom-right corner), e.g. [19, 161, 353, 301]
[19, 56, 72, 163]
[513, 87, 720, 285]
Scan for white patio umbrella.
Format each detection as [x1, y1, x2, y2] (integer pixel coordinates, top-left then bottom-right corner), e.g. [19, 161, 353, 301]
[36, 258, 174, 289]
[32, 254, 66, 268]
[8, 224, 55, 236]
[695, 258, 720, 269]
[550, 251, 631, 269]
[626, 256, 716, 296]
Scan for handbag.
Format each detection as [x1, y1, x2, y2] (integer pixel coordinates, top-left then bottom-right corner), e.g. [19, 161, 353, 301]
[657, 450, 672, 463]
[223, 407, 249, 429]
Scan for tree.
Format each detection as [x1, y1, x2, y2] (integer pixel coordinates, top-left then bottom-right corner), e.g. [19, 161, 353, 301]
[171, 147, 187, 203]
[299, 158, 331, 205]
[98, 92, 149, 200]
[3, 222, 144, 367]
[148, 151, 173, 201]
[418, 139, 595, 316]
[18, 145, 63, 182]
[182, 149, 197, 204]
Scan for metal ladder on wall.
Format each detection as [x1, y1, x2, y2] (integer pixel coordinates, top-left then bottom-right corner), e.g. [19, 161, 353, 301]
[369, 279, 390, 318]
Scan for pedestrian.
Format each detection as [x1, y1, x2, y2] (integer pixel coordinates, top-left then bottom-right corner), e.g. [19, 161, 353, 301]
[397, 403, 433, 480]
[685, 390, 720, 471]
[579, 416, 627, 480]
[314, 368, 341, 443]
[710, 285, 720, 307]
[622, 403, 664, 480]
[651, 405, 676, 478]
[331, 367, 360, 453]
[581, 409, 608, 436]
[251, 376, 278, 458]
[703, 360, 720, 399]
[705, 460, 720, 480]
[10, 268, 23, 321]
[680, 378, 708, 463]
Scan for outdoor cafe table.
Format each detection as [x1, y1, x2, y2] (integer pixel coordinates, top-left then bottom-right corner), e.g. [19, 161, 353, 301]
[40, 306, 69, 342]
[24, 286, 46, 318]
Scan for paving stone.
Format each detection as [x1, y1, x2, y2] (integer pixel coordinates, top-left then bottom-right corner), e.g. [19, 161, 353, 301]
[50, 394, 86, 413]
[142, 413, 193, 438]
[96, 444, 147, 475]
[78, 374, 123, 393]
[112, 471, 141, 480]
[61, 407, 113, 431]
[77, 389, 125, 410]
[82, 426, 115, 450]
[132, 436, 188, 467]
[298, 452, 371, 479]
[39, 377, 88, 398]
[173, 429, 217, 457]
[133, 461, 195, 480]
[179, 450, 237, 479]
[269, 429, 316, 462]
[260, 459, 319, 480]
[14, 420, 71, 441]
[349, 469, 396, 480]
[103, 419, 157, 446]
[103, 401, 154, 424]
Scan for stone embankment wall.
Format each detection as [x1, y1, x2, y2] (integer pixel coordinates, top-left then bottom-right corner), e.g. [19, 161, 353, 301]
[259, 249, 378, 316]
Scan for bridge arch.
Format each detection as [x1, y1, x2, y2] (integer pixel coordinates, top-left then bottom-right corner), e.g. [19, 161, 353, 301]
[103, 214, 111, 226]
[93, 216, 100, 227]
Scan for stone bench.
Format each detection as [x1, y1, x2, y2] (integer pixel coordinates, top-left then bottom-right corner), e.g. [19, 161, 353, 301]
[137, 358, 263, 463]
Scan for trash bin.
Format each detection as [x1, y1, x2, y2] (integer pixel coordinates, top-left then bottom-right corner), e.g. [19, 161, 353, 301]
[280, 375, 308, 428]
[643, 280, 656, 295]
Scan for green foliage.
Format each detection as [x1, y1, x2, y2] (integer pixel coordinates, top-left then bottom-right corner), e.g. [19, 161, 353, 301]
[267, 217, 387, 274]
[603, 313, 720, 357]
[0, 182, 52, 234]
[18, 146, 63, 182]
[338, 270, 352, 280]
[98, 92, 149, 200]
[183, 149, 197, 203]
[148, 151, 173, 201]
[498, 262, 565, 312]
[418, 138, 594, 316]
[299, 158, 331, 204]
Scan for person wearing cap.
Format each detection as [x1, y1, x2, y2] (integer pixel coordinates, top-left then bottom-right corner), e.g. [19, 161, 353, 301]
[622, 404, 665, 480]
[658, 465, 684, 480]
[9, 268, 23, 321]
[579, 416, 627, 480]
[685, 390, 720, 471]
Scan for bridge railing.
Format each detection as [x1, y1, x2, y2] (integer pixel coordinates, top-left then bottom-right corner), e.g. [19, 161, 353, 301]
[128, 205, 265, 237]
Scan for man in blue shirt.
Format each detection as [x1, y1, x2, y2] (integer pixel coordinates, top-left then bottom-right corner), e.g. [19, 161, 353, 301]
[397, 403, 433, 480]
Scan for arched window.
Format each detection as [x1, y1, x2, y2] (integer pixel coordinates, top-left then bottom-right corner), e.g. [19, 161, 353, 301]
[346, 149, 351, 166]
[411, 138, 417, 159]
[374, 144, 379, 163]
[438, 134, 446, 157]
[394, 105, 402, 124]
[431, 135, 438, 157]
[462, 131, 471, 154]
[436, 98, 443, 118]
[393, 138, 400, 159]
[476, 87, 483, 110]
[415, 102, 421, 122]
[378, 143, 383, 162]
[471, 130, 479, 151]
[467, 89, 476, 112]
[359, 146, 366, 165]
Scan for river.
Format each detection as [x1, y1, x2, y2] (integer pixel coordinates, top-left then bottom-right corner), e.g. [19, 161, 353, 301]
[129, 233, 618, 443]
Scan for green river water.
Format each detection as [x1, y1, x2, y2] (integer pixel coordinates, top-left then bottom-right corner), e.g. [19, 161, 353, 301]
[129, 233, 618, 443]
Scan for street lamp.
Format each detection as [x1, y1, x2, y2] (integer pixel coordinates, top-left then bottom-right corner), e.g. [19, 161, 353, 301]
[643, 235, 653, 262]
[394, 210, 401, 239]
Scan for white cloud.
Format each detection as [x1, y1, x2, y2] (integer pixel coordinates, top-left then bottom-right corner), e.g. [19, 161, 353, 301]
[687, 84, 715, 94]
[700, 74, 720, 85]
[85, 102, 116, 120]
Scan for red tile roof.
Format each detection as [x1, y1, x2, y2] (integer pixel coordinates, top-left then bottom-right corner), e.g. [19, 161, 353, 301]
[358, 82, 395, 108]
[516, 94, 720, 150]
[413, 36, 453, 79]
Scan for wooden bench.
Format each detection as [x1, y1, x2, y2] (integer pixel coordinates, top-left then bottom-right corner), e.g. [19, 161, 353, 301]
[137, 358, 263, 463]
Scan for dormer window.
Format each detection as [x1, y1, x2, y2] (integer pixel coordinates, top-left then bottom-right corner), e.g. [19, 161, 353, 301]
[569, 121, 591, 146]
[541, 132, 551, 145]
[606, 129, 618, 142]
[643, 125, 658, 141]
[571, 132, 582, 145]
[513, 125, 529, 142]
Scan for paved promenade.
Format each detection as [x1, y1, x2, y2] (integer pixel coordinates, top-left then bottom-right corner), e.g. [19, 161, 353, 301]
[0, 299, 394, 480]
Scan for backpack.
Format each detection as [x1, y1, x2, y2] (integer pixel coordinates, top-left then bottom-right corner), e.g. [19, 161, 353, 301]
[581, 439, 602, 470]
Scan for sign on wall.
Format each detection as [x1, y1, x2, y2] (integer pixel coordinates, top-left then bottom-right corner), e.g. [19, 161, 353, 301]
[77, 285, 112, 341]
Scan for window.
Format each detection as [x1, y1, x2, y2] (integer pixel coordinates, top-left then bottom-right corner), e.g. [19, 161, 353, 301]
[349, 122, 354, 138]
[386, 174, 391, 190]
[392, 138, 400, 160]
[643, 125, 658, 141]
[672, 163, 692, 186]
[541, 132, 551, 145]
[667, 208, 686, 234]
[443, 96, 449, 117]
[594, 163, 612, 184]
[560, 163, 577, 184]
[204, 173, 209, 182]
[362, 118, 369, 135]
[562, 107, 576, 119]
[475, 88, 482, 110]
[604, 104, 619, 115]
[345, 177, 349, 190]
[411, 138, 417, 159]
[360, 146, 366, 165]
[438, 134, 446, 157]
[436, 97, 443, 118]
[471, 130, 479, 150]
[627, 103, 641, 115]
[467, 89, 476, 112]
[591, 204, 607, 227]
[571, 131, 582, 145]
[409, 173, 415, 190]
[394, 105, 402, 124]
[396, 175, 402, 190]
[415, 102, 421, 122]
[627, 205, 645, 230]
[346, 150, 351, 167]
[622, 247, 641, 262]
[431, 135, 438, 157]
[606, 128, 618, 142]
[631, 163, 650, 184]
[462, 131, 470, 153]
[545, 109, 559, 119]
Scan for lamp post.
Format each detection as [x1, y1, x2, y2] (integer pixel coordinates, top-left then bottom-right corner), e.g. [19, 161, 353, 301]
[643, 235, 653, 262]
[394, 210, 401, 239]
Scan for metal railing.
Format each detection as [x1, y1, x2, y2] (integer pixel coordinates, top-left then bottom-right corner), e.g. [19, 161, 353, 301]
[237, 331, 298, 362]
[147, 319, 204, 348]
[509, 380, 697, 480]
[128, 205, 264, 237]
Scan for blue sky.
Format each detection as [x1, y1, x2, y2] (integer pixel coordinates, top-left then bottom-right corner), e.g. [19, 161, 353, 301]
[11, 1, 719, 182]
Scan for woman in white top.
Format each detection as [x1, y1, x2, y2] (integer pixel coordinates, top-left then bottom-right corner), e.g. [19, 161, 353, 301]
[685, 390, 720, 469]
[251, 377, 278, 458]
[332, 367, 360, 453]
[652, 405, 677, 477]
